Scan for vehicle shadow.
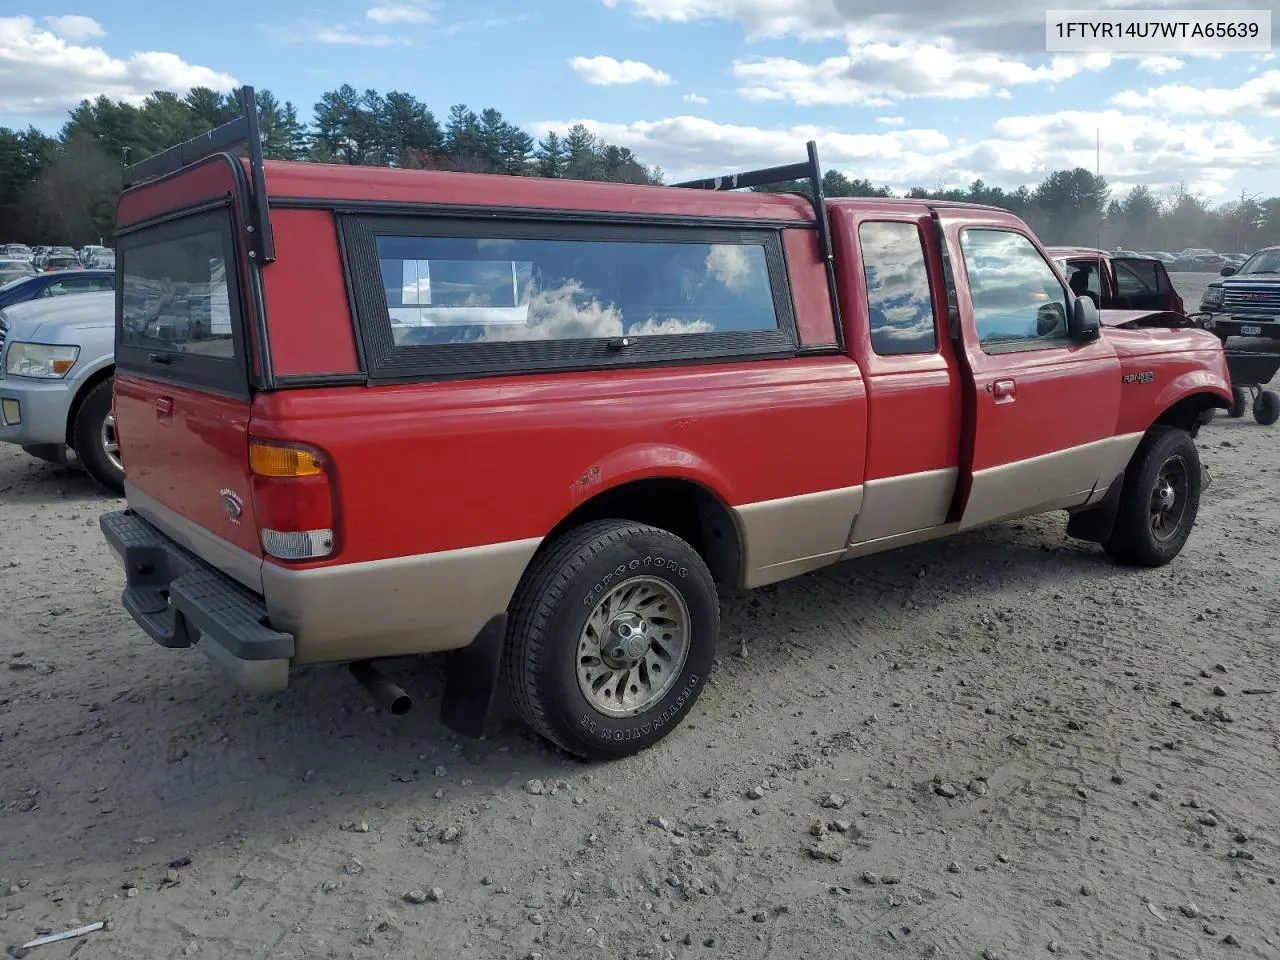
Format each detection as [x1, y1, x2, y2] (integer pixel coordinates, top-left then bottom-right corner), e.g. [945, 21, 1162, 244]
[0, 453, 121, 505]
[2, 509, 1123, 878]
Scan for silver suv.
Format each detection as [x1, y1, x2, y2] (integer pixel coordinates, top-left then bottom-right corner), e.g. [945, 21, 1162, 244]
[0, 290, 121, 492]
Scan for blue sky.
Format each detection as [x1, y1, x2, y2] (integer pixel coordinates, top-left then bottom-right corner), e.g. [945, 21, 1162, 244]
[2, 0, 1277, 203]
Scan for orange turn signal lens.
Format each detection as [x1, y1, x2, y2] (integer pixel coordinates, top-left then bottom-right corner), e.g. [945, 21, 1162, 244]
[249, 440, 324, 478]
[51, 359, 76, 376]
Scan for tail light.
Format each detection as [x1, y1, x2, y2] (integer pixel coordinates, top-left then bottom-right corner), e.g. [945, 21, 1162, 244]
[248, 438, 337, 561]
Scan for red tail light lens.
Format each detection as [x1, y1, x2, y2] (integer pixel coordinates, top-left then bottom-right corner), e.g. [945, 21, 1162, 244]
[248, 439, 336, 561]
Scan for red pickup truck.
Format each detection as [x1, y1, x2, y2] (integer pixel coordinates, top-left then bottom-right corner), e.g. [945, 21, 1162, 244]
[100, 88, 1231, 761]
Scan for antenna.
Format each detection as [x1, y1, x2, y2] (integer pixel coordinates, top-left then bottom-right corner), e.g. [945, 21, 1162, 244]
[1096, 127, 1103, 251]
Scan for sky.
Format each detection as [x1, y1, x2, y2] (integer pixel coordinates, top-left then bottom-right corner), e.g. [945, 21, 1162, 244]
[0, 0, 1277, 204]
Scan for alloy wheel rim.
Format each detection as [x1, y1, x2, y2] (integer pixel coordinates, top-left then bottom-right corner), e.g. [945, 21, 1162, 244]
[576, 575, 691, 718]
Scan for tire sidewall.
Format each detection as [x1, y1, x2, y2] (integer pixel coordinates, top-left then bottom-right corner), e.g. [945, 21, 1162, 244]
[73, 377, 124, 494]
[540, 531, 718, 757]
[1255, 391, 1280, 426]
[1133, 431, 1201, 563]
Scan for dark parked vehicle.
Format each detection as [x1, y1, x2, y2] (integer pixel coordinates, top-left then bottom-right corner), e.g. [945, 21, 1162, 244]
[0, 269, 115, 311]
[1170, 253, 1229, 272]
[1200, 246, 1280, 343]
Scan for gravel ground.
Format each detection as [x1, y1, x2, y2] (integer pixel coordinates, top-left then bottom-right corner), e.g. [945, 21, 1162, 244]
[2, 281, 1279, 959]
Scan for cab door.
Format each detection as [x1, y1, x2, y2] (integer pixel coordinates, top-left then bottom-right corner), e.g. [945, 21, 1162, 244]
[1113, 257, 1182, 312]
[828, 205, 964, 546]
[940, 219, 1126, 530]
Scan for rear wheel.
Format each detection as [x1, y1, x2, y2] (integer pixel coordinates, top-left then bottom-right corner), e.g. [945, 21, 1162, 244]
[71, 377, 124, 495]
[1254, 390, 1280, 426]
[503, 519, 719, 761]
[1103, 426, 1201, 567]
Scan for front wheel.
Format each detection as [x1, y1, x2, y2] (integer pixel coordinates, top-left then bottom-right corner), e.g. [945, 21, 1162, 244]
[503, 519, 719, 761]
[1229, 386, 1248, 419]
[71, 377, 124, 495]
[1103, 426, 1201, 567]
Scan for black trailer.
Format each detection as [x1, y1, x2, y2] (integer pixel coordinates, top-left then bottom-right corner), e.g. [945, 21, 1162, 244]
[1225, 349, 1280, 425]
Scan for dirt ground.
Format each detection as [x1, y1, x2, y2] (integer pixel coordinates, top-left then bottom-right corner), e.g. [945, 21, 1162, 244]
[3, 273, 1279, 960]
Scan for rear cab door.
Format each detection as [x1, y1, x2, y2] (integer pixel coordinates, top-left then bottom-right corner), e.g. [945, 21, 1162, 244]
[112, 155, 267, 590]
[828, 202, 964, 547]
[937, 213, 1131, 529]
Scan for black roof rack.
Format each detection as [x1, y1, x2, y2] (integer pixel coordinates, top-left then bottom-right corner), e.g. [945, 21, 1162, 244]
[673, 141, 843, 351]
[121, 85, 275, 263]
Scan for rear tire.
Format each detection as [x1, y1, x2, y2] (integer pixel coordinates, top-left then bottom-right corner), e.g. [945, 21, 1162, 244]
[1254, 390, 1280, 426]
[503, 519, 719, 761]
[1103, 426, 1201, 568]
[71, 377, 124, 495]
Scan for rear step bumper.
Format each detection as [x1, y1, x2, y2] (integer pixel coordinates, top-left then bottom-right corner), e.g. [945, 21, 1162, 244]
[101, 508, 294, 694]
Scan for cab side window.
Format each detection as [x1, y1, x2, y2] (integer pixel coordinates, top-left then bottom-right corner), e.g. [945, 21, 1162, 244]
[960, 229, 1071, 352]
[858, 221, 938, 356]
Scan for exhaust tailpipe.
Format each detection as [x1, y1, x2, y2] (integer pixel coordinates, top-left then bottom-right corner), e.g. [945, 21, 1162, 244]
[349, 660, 412, 715]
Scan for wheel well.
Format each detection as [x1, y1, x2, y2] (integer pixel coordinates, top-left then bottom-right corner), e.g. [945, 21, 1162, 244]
[543, 478, 743, 587]
[65, 366, 114, 446]
[1154, 391, 1228, 438]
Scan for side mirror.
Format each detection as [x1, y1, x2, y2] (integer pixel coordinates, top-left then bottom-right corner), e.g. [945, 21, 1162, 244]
[1220, 266, 1237, 277]
[1070, 295, 1100, 341]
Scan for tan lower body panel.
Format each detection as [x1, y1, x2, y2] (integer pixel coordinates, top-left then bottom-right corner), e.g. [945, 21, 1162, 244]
[262, 537, 542, 664]
[848, 468, 958, 545]
[126, 483, 265, 594]
[733, 485, 864, 589]
[960, 433, 1143, 531]
[124, 482, 539, 665]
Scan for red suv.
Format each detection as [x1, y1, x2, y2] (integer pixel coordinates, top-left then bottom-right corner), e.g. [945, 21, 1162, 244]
[100, 88, 1231, 760]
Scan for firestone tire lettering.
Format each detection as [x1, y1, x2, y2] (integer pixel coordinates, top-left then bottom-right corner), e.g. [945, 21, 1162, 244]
[582, 554, 684, 606]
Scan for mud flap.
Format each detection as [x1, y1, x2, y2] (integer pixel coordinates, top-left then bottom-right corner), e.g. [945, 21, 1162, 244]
[1066, 472, 1125, 544]
[439, 613, 507, 739]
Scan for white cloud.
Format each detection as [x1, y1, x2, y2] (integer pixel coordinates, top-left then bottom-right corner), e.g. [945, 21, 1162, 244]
[532, 108, 1276, 201]
[366, 3, 433, 23]
[683, 92, 709, 104]
[1137, 55, 1184, 75]
[569, 55, 674, 86]
[312, 26, 398, 45]
[43, 15, 104, 41]
[734, 39, 1112, 105]
[599, 0, 1253, 55]
[877, 116, 906, 125]
[0, 15, 237, 115]
[1111, 69, 1280, 117]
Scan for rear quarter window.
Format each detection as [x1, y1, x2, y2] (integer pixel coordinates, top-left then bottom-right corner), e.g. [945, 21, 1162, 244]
[856, 220, 938, 356]
[342, 216, 799, 380]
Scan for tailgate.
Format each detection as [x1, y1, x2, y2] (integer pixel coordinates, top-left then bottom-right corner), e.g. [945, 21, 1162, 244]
[114, 189, 264, 589]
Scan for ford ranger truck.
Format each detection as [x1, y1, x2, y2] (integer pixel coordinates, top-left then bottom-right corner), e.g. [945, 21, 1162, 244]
[100, 88, 1232, 762]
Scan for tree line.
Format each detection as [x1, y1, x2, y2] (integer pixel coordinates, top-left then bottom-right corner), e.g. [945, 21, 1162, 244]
[763, 167, 1280, 254]
[0, 85, 664, 245]
[2, 84, 1277, 255]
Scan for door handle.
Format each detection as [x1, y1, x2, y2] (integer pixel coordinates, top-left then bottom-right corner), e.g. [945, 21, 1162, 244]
[155, 397, 173, 419]
[990, 378, 1016, 400]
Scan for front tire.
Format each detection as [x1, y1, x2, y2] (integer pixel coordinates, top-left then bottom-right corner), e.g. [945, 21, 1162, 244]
[503, 519, 719, 761]
[71, 377, 124, 495]
[1103, 426, 1201, 567]
[1229, 386, 1248, 419]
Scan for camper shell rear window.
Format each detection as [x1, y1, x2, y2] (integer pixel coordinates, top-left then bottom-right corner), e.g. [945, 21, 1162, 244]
[342, 215, 800, 381]
[114, 204, 250, 395]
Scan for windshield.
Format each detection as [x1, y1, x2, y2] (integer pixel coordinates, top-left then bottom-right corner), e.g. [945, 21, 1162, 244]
[1235, 250, 1280, 275]
[0, 275, 33, 292]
